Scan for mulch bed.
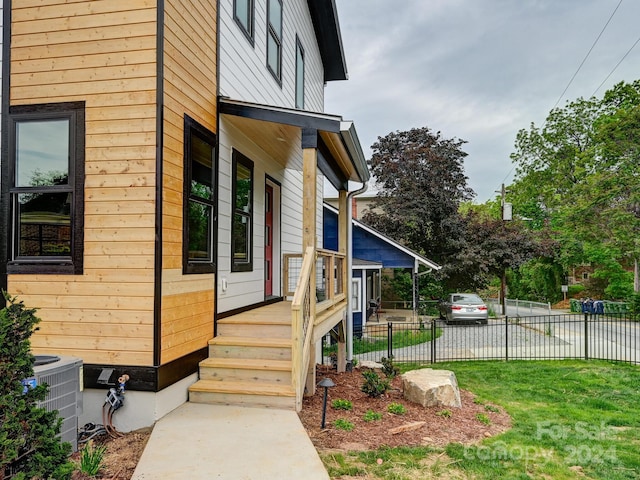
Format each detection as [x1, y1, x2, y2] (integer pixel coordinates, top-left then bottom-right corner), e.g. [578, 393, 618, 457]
[298, 365, 511, 451]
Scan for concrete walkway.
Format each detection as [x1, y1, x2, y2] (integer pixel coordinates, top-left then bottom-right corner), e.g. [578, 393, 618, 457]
[131, 403, 329, 480]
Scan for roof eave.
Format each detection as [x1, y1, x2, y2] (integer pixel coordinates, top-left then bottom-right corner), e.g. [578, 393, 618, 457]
[307, 0, 348, 82]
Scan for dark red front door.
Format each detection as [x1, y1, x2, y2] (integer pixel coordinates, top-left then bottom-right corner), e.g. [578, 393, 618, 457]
[264, 185, 273, 296]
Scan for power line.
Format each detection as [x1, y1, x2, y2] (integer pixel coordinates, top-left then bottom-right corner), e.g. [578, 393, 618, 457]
[591, 33, 640, 97]
[552, 0, 623, 109]
[487, 0, 624, 203]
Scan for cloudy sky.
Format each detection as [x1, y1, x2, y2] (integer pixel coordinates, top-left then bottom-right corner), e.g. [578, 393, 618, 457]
[324, 0, 640, 203]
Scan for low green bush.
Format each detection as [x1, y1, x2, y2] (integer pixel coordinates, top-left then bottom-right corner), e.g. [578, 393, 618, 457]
[331, 399, 353, 411]
[387, 403, 406, 415]
[361, 370, 390, 398]
[363, 410, 383, 422]
[333, 419, 354, 431]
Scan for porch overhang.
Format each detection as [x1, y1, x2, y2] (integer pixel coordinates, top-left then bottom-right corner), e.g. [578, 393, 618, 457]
[219, 98, 369, 190]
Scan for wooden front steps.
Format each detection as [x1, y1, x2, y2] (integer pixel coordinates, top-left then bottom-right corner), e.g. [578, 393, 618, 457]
[188, 302, 296, 410]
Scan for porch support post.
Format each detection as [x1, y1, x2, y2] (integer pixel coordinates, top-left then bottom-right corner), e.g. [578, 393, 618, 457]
[302, 128, 317, 396]
[302, 129, 318, 252]
[336, 189, 349, 372]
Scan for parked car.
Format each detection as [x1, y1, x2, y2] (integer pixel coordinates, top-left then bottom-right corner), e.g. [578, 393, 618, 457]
[438, 293, 489, 325]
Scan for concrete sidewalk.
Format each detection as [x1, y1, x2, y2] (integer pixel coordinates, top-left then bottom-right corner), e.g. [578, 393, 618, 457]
[131, 403, 329, 480]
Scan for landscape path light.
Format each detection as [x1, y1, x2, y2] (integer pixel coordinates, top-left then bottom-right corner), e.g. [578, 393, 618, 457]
[318, 377, 336, 429]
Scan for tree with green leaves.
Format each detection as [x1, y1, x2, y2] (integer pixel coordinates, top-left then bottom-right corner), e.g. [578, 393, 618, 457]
[510, 80, 640, 296]
[362, 127, 473, 274]
[0, 293, 74, 480]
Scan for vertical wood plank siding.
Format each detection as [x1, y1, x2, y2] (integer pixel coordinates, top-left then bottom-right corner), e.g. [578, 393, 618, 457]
[161, 0, 217, 364]
[8, 0, 157, 366]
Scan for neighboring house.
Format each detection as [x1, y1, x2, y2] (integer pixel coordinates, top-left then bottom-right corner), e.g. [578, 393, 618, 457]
[325, 191, 380, 220]
[323, 203, 440, 334]
[0, 0, 368, 430]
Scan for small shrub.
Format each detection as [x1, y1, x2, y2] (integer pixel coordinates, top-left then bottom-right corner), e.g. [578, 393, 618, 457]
[363, 410, 383, 422]
[485, 404, 500, 413]
[476, 413, 491, 425]
[387, 403, 406, 415]
[361, 370, 390, 398]
[331, 399, 353, 411]
[436, 409, 452, 418]
[0, 293, 74, 480]
[333, 418, 354, 431]
[380, 356, 399, 378]
[79, 441, 107, 477]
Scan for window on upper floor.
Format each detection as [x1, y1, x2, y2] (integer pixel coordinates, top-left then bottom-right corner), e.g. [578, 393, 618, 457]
[184, 116, 217, 274]
[295, 36, 305, 109]
[234, 0, 255, 44]
[6, 102, 85, 274]
[232, 150, 253, 272]
[267, 0, 283, 83]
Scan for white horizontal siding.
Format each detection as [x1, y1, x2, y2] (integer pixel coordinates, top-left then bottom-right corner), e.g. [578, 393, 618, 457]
[217, 118, 324, 313]
[219, 0, 325, 112]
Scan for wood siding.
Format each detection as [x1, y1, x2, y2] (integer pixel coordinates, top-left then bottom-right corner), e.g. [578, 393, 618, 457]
[8, 0, 157, 366]
[218, 0, 324, 111]
[161, 0, 217, 363]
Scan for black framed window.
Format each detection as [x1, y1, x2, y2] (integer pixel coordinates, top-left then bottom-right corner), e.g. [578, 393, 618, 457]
[267, 0, 283, 82]
[232, 150, 253, 272]
[234, 0, 254, 44]
[295, 36, 305, 109]
[7, 102, 85, 274]
[184, 116, 216, 274]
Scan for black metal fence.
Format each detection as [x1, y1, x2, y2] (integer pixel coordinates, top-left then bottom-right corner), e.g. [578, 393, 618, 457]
[344, 314, 640, 365]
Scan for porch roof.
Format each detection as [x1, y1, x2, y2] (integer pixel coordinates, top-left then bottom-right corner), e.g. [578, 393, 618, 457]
[353, 258, 383, 270]
[219, 98, 370, 190]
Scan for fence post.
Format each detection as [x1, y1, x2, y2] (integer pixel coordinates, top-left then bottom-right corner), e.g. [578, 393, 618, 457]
[431, 319, 436, 364]
[505, 315, 509, 361]
[387, 322, 393, 359]
[584, 313, 589, 360]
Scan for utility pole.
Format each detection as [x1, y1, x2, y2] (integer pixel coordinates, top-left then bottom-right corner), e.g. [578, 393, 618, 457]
[497, 183, 511, 317]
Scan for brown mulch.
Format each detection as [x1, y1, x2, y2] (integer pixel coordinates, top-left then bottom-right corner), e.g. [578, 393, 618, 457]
[70, 427, 152, 480]
[298, 365, 512, 451]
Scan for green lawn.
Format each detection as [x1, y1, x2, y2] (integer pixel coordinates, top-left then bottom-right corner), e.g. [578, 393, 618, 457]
[321, 360, 640, 479]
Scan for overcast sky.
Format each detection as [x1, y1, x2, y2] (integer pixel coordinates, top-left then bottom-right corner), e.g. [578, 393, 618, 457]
[324, 0, 640, 203]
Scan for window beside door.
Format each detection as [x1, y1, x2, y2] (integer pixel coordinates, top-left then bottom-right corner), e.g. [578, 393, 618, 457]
[232, 150, 254, 272]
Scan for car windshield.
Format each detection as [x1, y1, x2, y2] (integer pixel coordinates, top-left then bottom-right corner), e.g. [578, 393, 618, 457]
[452, 294, 483, 304]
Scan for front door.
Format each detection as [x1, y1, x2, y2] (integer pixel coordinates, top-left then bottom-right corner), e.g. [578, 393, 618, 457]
[264, 184, 273, 296]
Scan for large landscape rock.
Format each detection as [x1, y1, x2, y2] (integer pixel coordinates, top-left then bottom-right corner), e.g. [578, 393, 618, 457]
[401, 369, 462, 408]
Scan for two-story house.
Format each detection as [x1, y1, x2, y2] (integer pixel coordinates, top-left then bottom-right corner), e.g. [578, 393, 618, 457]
[0, 0, 368, 430]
